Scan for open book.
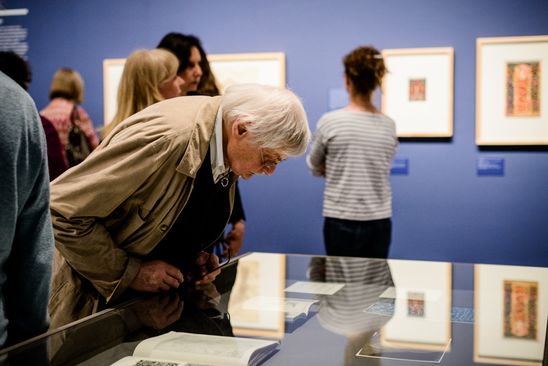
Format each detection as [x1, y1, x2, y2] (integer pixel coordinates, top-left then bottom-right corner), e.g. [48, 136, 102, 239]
[284, 298, 318, 321]
[111, 331, 279, 366]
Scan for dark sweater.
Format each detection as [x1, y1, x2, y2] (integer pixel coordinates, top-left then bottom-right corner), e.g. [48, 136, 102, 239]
[148, 149, 232, 274]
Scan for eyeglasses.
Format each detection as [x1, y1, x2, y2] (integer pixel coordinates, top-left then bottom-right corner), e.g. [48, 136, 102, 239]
[260, 148, 285, 174]
[186, 248, 232, 283]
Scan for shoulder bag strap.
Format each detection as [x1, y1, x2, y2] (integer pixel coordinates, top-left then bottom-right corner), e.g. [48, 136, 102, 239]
[70, 104, 81, 126]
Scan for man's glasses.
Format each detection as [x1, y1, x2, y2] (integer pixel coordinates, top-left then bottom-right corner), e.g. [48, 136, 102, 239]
[260, 148, 285, 174]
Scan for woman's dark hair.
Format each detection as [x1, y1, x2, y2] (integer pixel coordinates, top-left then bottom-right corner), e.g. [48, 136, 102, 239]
[158, 32, 220, 96]
[343, 46, 386, 96]
[0, 51, 31, 90]
[157, 32, 202, 74]
[193, 42, 220, 97]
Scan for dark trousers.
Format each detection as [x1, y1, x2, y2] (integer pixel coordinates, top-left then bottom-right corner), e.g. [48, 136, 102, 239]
[323, 217, 392, 259]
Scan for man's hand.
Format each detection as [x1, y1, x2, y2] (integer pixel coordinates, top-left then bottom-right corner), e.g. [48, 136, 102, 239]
[191, 282, 221, 309]
[224, 220, 245, 257]
[134, 292, 184, 330]
[130, 260, 184, 292]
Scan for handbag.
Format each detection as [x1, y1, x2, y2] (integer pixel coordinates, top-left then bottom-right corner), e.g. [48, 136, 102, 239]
[65, 105, 91, 167]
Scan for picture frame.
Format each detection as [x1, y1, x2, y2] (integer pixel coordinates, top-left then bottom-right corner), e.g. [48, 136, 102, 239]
[380, 260, 452, 352]
[228, 252, 286, 339]
[476, 35, 548, 145]
[381, 47, 454, 138]
[208, 52, 286, 93]
[474, 264, 548, 365]
[102, 58, 126, 126]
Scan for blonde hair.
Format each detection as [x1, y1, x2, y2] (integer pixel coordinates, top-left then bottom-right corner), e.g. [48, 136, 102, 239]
[221, 84, 311, 156]
[102, 48, 179, 138]
[49, 67, 84, 103]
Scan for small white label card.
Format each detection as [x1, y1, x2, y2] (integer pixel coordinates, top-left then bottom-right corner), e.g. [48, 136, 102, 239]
[284, 281, 345, 295]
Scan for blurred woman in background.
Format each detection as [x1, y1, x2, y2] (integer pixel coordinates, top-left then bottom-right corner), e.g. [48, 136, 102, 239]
[101, 48, 184, 139]
[157, 32, 203, 96]
[40, 68, 99, 167]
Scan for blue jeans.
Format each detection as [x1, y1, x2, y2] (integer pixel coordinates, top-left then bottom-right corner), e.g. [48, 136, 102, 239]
[323, 217, 392, 258]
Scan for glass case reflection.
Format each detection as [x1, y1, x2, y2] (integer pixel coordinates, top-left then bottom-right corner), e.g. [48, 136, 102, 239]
[474, 264, 548, 365]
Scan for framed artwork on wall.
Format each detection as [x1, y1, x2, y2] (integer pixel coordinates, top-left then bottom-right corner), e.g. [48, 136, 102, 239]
[476, 35, 548, 145]
[381, 47, 454, 138]
[208, 52, 286, 93]
[102, 58, 126, 126]
[474, 264, 548, 365]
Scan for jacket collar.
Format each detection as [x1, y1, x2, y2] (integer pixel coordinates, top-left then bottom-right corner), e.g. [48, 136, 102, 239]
[176, 96, 222, 178]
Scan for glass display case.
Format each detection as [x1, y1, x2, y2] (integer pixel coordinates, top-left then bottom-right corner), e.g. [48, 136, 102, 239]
[0, 253, 546, 365]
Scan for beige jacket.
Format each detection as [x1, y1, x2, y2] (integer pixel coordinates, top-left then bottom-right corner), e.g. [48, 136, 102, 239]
[49, 96, 236, 328]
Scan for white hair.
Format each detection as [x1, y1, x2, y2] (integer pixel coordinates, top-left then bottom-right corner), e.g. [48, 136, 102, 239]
[221, 84, 311, 156]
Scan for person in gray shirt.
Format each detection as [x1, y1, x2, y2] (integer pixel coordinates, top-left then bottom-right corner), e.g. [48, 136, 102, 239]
[307, 46, 398, 258]
[0, 71, 54, 347]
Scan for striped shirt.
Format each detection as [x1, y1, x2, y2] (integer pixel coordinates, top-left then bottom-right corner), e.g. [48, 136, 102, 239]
[307, 109, 397, 221]
[308, 256, 394, 335]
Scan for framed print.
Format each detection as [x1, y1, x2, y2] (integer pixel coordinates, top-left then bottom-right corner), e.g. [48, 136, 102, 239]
[474, 264, 548, 365]
[381, 47, 454, 137]
[476, 35, 548, 145]
[103, 58, 125, 126]
[380, 260, 452, 352]
[208, 52, 286, 93]
[228, 252, 286, 339]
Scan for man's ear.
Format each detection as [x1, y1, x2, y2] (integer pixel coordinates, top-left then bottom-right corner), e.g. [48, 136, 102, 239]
[232, 119, 248, 139]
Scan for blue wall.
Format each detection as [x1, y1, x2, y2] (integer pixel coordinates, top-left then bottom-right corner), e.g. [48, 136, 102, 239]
[5, 0, 548, 266]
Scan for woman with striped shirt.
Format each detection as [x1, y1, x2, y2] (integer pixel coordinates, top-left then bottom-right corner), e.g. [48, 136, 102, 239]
[307, 46, 397, 258]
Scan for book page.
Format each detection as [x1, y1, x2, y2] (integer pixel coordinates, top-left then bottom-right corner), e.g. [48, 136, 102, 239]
[285, 281, 345, 295]
[111, 355, 188, 366]
[284, 299, 318, 320]
[134, 332, 278, 366]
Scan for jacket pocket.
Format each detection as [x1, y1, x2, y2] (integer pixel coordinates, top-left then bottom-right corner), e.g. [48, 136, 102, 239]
[48, 264, 98, 329]
[111, 207, 145, 245]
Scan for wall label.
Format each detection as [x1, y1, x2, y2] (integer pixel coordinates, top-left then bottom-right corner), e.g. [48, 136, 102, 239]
[477, 157, 504, 176]
[391, 158, 409, 175]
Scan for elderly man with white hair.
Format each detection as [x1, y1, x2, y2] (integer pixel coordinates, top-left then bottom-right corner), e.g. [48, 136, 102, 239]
[48, 83, 310, 328]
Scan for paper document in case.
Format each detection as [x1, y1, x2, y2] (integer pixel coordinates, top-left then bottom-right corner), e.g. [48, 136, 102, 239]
[284, 281, 345, 295]
[355, 331, 451, 364]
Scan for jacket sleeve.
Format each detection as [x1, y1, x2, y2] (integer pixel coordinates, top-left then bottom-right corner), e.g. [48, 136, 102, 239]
[50, 132, 176, 302]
